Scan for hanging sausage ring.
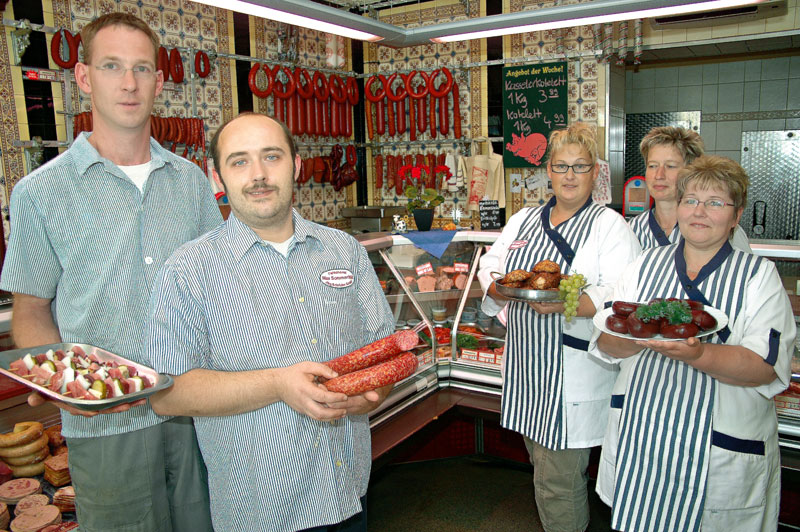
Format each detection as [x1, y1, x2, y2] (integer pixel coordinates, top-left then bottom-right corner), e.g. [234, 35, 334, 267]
[346, 76, 359, 105]
[294, 68, 314, 99]
[404, 70, 430, 99]
[194, 50, 211, 78]
[50, 29, 81, 69]
[312, 71, 329, 101]
[329, 74, 347, 104]
[364, 75, 386, 102]
[158, 46, 170, 80]
[428, 67, 453, 98]
[385, 73, 407, 102]
[248, 63, 274, 99]
[168, 48, 184, 84]
[271, 65, 296, 98]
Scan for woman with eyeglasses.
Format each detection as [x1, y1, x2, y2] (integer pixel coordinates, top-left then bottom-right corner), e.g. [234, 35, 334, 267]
[630, 126, 751, 251]
[477, 122, 640, 532]
[591, 155, 795, 532]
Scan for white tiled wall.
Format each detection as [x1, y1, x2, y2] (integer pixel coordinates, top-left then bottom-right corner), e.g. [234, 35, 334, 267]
[625, 55, 800, 161]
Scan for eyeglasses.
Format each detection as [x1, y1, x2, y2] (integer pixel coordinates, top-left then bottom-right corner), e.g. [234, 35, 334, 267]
[679, 198, 736, 211]
[93, 62, 157, 80]
[550, 163, 594, 174]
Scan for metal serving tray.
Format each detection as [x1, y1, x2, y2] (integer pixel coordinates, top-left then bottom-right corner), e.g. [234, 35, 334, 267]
[0, 343, 172, 411]
[492, 280, 563, 302]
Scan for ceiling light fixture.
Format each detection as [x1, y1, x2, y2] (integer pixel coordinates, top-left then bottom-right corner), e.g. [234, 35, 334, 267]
[191, 0, 767, 48]
[429, 0, 769, 43]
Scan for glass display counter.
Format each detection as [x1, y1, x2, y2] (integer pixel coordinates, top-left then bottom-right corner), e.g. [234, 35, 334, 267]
[359, 234, 800, 461]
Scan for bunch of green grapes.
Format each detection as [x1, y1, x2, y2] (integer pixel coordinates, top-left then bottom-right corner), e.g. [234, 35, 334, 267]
[558, 273, 587, 322]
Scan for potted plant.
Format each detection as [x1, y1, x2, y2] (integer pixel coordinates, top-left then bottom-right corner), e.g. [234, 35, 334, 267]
[399, 164, 446, 231]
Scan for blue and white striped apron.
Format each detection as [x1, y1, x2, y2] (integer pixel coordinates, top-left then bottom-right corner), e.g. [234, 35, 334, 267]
[502, 197, 601, 450]
[611, 240, 763, 532]
[629, 208, 679, 250]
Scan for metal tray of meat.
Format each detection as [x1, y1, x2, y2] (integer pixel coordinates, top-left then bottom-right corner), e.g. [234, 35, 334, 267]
[0, 343, 172, 411]
[492, 281, 563, 302]
[489, 272, 564, 302]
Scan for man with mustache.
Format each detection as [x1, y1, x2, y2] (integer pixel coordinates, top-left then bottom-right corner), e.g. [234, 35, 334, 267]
[0, 12, 218, 531]
[145, 112, 395, 531]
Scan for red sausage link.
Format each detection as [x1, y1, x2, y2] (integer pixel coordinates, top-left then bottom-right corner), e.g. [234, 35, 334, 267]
[286, 87, 296, 134]
[51, 29, 81, 69]
[364, 75, 386, 102]
[417, 96, 426, 136]
[439, 94, 449, 136]
[405, 71, 430, 99]
[320, 99, 329, 137]
[452, 82, 462, 139]
[324, 330, 418, 375]
[314, 98, 323, 138]
[397, 98, 406, 135]
[248, 63, 273, 99]
[169, 48, 184, 83]
[294, 68, 314, 99]
[194, 50, 211, 78]
[344, 99, 352, 138]
[157, 46, 169, 80]
[324, 352, 418, 395]
[429, 94, 437, 138]
[313, 71, 329, 101]
[365, 99, 374, 140]
[271, 66, 296, 99]
[429, 67, 453, 98]
[387, 98, 396, 137]
[330, 100, 339, 138]
[329, 75, 347, 104]
[375, 99, 385, 136]
[407, 87, 416, 141]
[305, 95, 315, 137]
[346, 77, 359, 106]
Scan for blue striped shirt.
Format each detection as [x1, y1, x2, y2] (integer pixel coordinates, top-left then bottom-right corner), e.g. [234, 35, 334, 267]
[145, 211, 394, 532]
[0, 133, 222, 438]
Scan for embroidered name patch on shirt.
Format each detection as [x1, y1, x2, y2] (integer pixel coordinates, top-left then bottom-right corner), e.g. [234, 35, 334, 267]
[509, 240, 528, 250]
[320, 269, 354, 288]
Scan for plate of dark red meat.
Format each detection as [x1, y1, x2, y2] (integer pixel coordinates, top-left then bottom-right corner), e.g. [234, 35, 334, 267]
[594, 299, 728, 341]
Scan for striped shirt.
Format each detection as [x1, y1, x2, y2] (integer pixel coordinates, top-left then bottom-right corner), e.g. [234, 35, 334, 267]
[145, 211, 394, 532]
[0, 133, 222, 438]
[629, 208, 752, 252]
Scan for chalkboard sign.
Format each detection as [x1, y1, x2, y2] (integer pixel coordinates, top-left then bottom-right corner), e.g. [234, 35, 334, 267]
[479, 200, 502, 230]
[502, 62, 568, 168]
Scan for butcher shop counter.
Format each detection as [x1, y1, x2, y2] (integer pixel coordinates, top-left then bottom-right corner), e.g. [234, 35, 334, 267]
[358, 233, 800, 469]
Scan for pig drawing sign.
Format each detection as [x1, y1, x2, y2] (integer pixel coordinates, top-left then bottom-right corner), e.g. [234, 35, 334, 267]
[502, 62, 567, 168]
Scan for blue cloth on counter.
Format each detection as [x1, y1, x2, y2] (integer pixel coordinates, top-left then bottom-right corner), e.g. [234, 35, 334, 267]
[403, 230, 457, 259]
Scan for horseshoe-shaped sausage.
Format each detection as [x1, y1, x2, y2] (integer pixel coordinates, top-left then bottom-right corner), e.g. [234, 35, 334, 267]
[194, 50, 211, 78]
[248, 63, 273, 99]
[405, 71, 430, 99]
[294, 68, 314, 99]
[364, 75, 386, 103]
[157, 46, 170, 80]
[50, 29, 81, 69]
[169, 48, 184, 84]
[329, 75, 347, 104]
[428, 67, 453, 98]
[313, 71, 329, 102]
[271, 65, 296, 99]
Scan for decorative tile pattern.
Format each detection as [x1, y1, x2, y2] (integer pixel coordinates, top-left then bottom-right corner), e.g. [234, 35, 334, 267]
[0, 18, 25, 241]
[365, 1, 481, 228]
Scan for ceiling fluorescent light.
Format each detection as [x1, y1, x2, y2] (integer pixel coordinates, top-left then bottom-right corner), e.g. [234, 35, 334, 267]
[190, 0, 385, 42]
[430, 0, 766, 43]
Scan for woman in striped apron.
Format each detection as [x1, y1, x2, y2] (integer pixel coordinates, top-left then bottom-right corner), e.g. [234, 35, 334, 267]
[628, 126, 750, 252]
[478, 123, 641, 532]
[591, 155, 795, 532]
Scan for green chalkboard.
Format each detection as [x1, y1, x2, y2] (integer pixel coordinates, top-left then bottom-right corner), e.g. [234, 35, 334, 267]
[502, 61, 568, 168]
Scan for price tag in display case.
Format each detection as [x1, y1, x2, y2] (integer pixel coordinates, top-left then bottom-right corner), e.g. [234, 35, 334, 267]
[454, 262, 470, 273]
[415, 262, 434, 275]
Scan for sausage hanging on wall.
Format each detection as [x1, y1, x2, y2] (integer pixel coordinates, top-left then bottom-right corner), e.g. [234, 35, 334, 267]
[375, 154, 384, 190]
[50, 29, 81, 69]
[405, 71, 429, 138]
[345, 76, 358, 139]
[168, 48, 184, 83]
[407, 84, 417, 142]
[248, 63, 273, 99]
[157, 46, 170, 81]
[194, 50, 211, 78]
[429, 68, 453, 137]
[452, 81, 462, 139]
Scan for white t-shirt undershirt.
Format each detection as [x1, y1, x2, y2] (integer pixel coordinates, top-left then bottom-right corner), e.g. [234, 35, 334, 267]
[263, 236, 294, 258]
[118, 161, 153, 193]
